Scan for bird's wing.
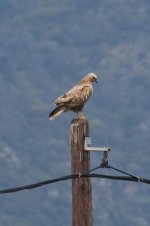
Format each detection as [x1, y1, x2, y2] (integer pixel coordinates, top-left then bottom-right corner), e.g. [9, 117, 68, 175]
[55, 84, 92, 106]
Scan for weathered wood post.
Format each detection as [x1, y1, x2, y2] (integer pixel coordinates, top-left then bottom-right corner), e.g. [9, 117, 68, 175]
[70, 117, 93, 226]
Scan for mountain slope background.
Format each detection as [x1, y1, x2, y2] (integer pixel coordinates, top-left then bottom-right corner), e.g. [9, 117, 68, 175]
[0, 0, 150, 225]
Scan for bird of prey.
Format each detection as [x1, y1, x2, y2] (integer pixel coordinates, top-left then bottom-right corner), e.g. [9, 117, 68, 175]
[49, 73, 98, 120]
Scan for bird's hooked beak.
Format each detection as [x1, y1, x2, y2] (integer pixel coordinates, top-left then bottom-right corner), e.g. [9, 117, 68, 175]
[94, 77, 98, 83]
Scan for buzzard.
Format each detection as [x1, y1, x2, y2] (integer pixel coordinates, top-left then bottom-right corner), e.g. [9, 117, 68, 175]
[49, 73, 98, 120]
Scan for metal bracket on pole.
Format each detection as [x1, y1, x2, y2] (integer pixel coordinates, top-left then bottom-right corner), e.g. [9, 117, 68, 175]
[84, 137, 111, 152]
[84, 137, 111, 168]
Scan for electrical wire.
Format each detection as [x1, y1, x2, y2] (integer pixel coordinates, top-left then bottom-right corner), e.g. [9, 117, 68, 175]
[0, 165, 149, 194]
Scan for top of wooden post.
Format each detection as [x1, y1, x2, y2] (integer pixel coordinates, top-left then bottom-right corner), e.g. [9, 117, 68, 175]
[71, 117, 89, 145]
[71, 116, 88, 124]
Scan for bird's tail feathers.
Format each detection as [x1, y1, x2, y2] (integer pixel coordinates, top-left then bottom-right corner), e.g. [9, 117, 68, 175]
[49, 106, 65, 120]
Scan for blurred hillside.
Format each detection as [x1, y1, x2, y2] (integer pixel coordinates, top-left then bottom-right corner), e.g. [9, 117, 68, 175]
[0, 0, 150, 226]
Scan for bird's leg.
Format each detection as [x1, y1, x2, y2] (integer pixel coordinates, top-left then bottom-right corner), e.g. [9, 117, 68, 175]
[76, 112, 79, 118]
[76, 111, 86, 119]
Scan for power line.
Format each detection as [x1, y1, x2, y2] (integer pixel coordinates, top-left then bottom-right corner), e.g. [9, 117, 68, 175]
[0, 165, 149, 194]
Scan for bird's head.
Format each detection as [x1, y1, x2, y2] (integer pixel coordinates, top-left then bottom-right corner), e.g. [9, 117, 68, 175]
[86, 73, 98, 83]
[90, 73, 98, 83]
[79, 72, 98, 84]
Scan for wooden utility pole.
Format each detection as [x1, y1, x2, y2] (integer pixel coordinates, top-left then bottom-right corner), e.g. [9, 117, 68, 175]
[70, 117, 93, 226]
